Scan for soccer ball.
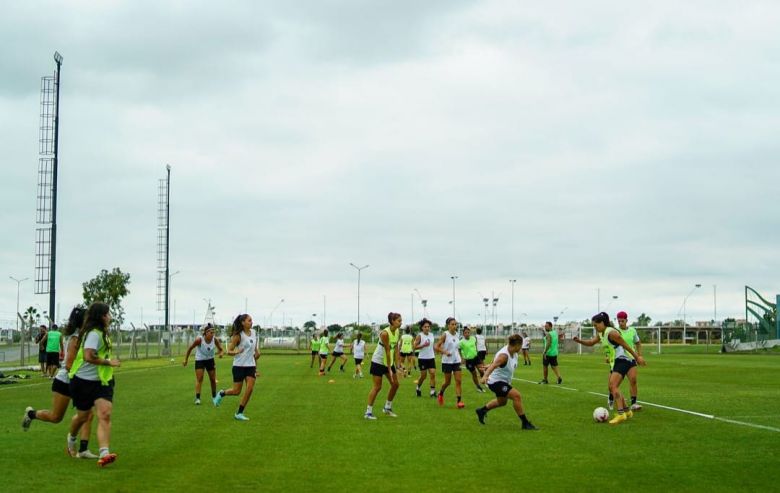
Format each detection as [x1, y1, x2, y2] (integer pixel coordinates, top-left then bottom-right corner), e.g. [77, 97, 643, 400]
[593, 407, 609, 422]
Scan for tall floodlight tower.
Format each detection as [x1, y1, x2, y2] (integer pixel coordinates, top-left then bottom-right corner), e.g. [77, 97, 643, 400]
[35, 51, 63, 326]
[157, 166, 171, 334]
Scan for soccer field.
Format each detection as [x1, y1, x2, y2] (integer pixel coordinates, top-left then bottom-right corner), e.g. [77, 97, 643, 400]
[2, 352, 779, 492]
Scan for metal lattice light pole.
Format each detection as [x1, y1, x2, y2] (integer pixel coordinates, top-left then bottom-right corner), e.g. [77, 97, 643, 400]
[509, 279, 517, 329]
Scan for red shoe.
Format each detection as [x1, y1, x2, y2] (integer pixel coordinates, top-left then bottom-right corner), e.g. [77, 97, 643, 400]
[457, 401, 465, 409]
[97, 453, 117, 467]
[437, 394, 444, 406]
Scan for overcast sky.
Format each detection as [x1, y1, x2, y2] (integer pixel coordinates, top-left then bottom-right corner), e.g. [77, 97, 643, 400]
[1, 1, 778, 329]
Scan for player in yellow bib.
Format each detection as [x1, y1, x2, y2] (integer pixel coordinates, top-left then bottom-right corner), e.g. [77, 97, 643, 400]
[310, 333, 321, 368]
[399, 327, 414, 377]
[364, 312, 402, 419]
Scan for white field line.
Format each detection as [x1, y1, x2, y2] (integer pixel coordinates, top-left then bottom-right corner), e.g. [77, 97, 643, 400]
[0, 364, 177, 392]
[512, 377, 780, 433]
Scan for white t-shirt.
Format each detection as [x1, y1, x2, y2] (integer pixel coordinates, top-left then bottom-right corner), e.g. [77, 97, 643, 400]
[475, 334, 487, 351]
[54, 334, 75, 383]
[352, 340, 365, 359]
[521, 337, 531, 350]
[334, 339, 344, 353]
[417, 333, 435, 360]
[233, 329, 257, 367]
[487, 345, 518, 385]
[440, 332, 462, 364]
[195, 336, 216, 361]
[74, 331, 104, 381]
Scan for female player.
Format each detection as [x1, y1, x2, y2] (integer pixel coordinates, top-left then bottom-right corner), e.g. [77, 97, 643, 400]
[327, 333, 348, 372]
[475, 334, 537, 430]
[474, 327, 487, 369]
[521, 331, 531, 365]
[213, 314, 260, 421]
[318, 329, 330, 376]
[183, 323, 224, 404]
[459, 327, 485, 393]
[364, 312, 402, 419]
[22, 306, 97, 458]
[351, 332, 366, 378]
[67, 302, 121, 466]
[310, 332, 321, 368]
[573, 312, 646, 424]
[413, 318, 436, 398]
[399, 327, 415, 376]
[435, 317, 464, 408]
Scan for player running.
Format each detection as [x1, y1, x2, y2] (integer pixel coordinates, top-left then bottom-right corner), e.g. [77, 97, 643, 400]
[476, 334, 537, 430]
[351, 332, 366, 378]
[364, 312, 402, 419]
[318, 329, 330, 376]
[459, 327, 485, 393]
[413, 318, 437, 398]
[22, 306, 97, 458]
[213, 314, 260, 421]
[183, 323, 224, 405]
[327, 333, 348, 372]
[435, 317, 464, 408]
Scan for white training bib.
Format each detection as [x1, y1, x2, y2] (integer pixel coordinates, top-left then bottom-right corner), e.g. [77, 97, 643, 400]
[233, 329, 257, 367]
[487, 345, 517, 385]
[417, 333, 435, 360]
[440, 332, 462, 364]
[195, 336, 216, 361]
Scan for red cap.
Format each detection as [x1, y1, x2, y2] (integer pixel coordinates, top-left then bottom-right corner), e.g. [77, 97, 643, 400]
[616, 311, 628, 320]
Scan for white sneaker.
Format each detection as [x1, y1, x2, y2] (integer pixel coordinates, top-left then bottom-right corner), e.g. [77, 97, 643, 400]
[195, 398, 201, 405]
[382, 407, 398, 418]
[22, 406, 34, 431]
[234, 413, 250, 421]
[364, 413, 377, 420]
[66, 434, 77, 457]
[630, 403, 642, 411]
[77, 450, 99, 459]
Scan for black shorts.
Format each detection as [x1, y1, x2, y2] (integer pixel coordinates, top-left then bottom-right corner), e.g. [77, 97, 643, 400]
[46, 352, 60, 367]
[542, 355, 559, 367]
[400, 352, 411, 357]
[477, 350, 487, 363]
[419, 358, 436, 371]
[414, 351, 419, 357]
[354, 358, 363, 365]
[232, 366, 256, 382]
[611, 358, 635, 377]
[38, 350, 47, 363]
[195, 359, 215, 371]
[465, 358, 479, 372]
[333, 351, 344, 357]
[311, 350, 318, 355]
[442, 363, 461, 374]
[488, 381, 513, 398]
[51, 378, 71, 397]
[369, 362, 396, 377]
[319, 354, 328, 360]
[70, 376, 114, 411]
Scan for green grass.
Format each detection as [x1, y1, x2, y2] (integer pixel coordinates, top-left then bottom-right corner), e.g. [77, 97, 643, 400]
[2, 352, 779, 492]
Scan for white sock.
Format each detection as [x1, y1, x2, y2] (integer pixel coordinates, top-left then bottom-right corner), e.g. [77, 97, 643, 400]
[384, 400, 392, 409]
[99, 447, 110, 458]
[365, 405, 372, 414]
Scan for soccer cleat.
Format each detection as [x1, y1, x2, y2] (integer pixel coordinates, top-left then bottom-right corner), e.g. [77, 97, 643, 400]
[608, 399, 614, 410]
[364, 413, 377, 420]
[22, 406, 34, 431]
[430, 391, 436, 398]
[625, 410, 634, 419]
[476, 386, 485, 393]
[97, 453, 117, 467]
[457, 401, 465, 409]
[539, 379, 548, 385]
[522, 421, 538, 430]
[66, 435, 77, 457]
[382, 407, 398, 417]
[557, 377, 563, 385]
[212, 393, 223, 407]
[195, 398, 201, 405]
[476, 408, 487, 425]
[630, 403, 642, 411]
[609, 413, 628, 425]
[416, 388, 422, 397]
[77, 450, 99, 459]
[437, 394, 444, 406]
[234, 413, 250, 421]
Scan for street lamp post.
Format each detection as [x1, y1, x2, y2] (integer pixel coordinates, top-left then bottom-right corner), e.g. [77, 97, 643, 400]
[10, 276, 28, 364]
[482, 297, 489, 333]
[350, 263, 369, 330]
[509, 279, 517, 329]
[168, 270, 180, 328]
[682, 284, 702, 344]
[450, 276, 458, 319]
[492, 295, 499, 337]
[269, 298, 285, 330]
